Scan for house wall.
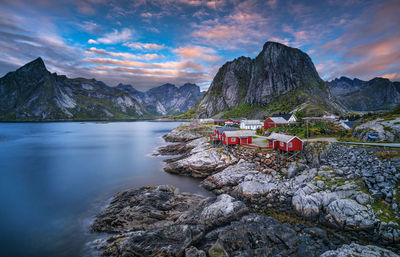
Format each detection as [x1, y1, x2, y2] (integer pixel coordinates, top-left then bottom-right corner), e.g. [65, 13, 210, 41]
[288, 116, 297, 123]
[287, 138, 303, 151]
[264, 118, 287, 129]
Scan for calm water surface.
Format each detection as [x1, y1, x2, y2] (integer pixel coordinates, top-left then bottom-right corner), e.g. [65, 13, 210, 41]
[0, 121, 212, 257]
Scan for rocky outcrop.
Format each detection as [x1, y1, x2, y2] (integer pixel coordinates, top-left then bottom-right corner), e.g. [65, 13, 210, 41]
[320, 243, 400, 257]
[191, 41, 346, 118]
[156, 142, 195, 155]
[352, 117, 400, 142]
[327, 76, 400, 111]
[202, 147, 400, 247]
[162, 127, 202, 143]
[0, 58, 203, 120]
[164, 138, 237, 178]
[90, 185, 354, 257]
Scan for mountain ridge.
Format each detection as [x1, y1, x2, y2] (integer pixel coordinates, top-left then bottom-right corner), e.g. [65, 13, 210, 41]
[327, 76, 400, 111]
[0, 57, 203, 120]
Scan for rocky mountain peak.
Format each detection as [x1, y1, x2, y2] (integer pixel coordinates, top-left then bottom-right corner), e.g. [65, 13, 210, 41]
[116, 83, 138, 93]
[16, 57, 48, 76]
[191, 41, 344, 118]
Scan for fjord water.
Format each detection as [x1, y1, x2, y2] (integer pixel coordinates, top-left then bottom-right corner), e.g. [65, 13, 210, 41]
[0, 121, 210, 257]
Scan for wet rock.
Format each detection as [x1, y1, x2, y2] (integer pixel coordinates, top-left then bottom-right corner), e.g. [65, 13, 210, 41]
[163, 126, 202, 142]
[164, 138, 237, 178]
[157, 142, 194, 155]
[102, 225, 205, 257]
[185, 246, 206, 257]
[91, 185, 207, 233]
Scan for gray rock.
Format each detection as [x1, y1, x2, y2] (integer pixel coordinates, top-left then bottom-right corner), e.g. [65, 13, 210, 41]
[325, 199, 376, 230]
[320, 243, 400, 257]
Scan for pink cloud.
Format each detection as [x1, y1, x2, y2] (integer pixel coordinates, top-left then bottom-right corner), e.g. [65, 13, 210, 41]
[173, 45, 221, 62]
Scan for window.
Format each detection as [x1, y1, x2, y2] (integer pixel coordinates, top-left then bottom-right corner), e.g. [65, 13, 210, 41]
[231, 138, 236, 142]
[280, 141, 284, 146]
[289, 142, 293, 148]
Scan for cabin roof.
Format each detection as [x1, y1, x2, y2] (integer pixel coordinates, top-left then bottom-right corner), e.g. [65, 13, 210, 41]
[266, 132, 302, 143]
[241, 120, 263, 125]
[216, 126, 238, 133]
[228, 118, 246, 121]
[223, 130, 255, 137]
[271, 113, 293, 121]
[267, 117, 289, 123]
[344, 121, 357, 128]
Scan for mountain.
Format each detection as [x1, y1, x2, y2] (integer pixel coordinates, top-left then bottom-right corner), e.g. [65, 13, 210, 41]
[117, 82, 205, 116]
[327, 76, 400, 111]
[0, 58, 203, 121]
[188, 42, 346, 118]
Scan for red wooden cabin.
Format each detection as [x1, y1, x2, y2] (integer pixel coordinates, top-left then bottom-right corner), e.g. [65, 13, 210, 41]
[221, 131, 254, 145]
[226, 118, 246, 125]
[211, 126, 238, 141]
[266, 132, 303, 151]
[214, 120, 225, 126]
[264, 117, 289, 129]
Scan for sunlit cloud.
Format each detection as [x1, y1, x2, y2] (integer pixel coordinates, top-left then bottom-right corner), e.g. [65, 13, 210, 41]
[90, 28, 133, 44]
[173, 45, 221, 62]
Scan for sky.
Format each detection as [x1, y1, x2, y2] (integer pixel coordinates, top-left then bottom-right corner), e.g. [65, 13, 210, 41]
[0, 0, 399, 91]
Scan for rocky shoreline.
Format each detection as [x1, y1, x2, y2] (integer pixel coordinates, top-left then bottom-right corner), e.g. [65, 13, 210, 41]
[90, 125, 400, 256]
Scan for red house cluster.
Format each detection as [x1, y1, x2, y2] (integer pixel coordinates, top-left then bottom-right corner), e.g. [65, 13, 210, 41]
[210, 126, 254, 146]
[266, 132, 303, 151]
[226, 118, 246, 125]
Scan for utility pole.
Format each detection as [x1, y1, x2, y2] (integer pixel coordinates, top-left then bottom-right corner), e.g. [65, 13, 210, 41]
[306, 119, 309, 139]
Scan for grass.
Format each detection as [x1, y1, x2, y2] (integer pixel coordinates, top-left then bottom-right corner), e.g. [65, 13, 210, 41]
[221, 103, 265, 119]
[376, 151, 400, 159]
[265, 121, 346, 139]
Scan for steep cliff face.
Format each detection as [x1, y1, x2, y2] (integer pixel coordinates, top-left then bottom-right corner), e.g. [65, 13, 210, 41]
[327, 77, 400, 111]
[0, 58, 203, 120]
[194, 42, 346, 118]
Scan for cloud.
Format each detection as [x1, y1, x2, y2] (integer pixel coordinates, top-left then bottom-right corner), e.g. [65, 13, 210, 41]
[91, 28, 133, 44]
[88, 39, 98, 44]
[84, 57, 205, 70]
[191, 10, 271, 50]
[124, 42, 164, 50]
[77, 21, 102, 34]
[266, 0, 278, 8]
[173, 45, 221, 62]
[316, 0, 400, 81]
[86, 47, 163, 60]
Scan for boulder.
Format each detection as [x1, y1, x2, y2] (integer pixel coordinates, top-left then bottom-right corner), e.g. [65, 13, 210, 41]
[320, 243, 400, 257]
[325, 199, 376, 230]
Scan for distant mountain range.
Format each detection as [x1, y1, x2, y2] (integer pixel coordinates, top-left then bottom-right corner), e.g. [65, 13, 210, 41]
[0, 58, 204, 121]
[326, 76, 400, 111]
[187, 42, 347, 119]
[1, 43, 399, 121]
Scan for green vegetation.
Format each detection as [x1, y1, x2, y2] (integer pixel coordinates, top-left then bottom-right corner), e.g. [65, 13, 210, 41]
[265, 122, 345, 138]
[221, 103, 265, 119]
[256, 127, 265, 136]
[295, 110, 305, 120]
